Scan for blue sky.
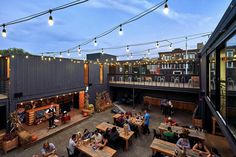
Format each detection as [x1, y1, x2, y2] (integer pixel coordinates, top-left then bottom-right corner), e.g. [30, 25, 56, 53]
[0, 0, 231, 59]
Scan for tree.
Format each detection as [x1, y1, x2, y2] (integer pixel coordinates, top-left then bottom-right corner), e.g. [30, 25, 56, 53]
[0, 48, 31, 56]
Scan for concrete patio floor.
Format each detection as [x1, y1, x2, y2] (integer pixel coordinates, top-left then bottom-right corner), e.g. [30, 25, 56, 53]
[0, 104, 233, 157]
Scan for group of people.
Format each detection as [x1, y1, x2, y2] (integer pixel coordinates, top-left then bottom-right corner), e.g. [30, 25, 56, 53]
[160, 99, 174, 116]
[160, 127, 220, 157]
[114, 109, 151, 136]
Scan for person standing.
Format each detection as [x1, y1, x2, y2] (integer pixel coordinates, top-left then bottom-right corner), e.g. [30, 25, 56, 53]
[45, 105, 56, 129]
[143, 109, 150, 135]
[68, 134, 80, 157]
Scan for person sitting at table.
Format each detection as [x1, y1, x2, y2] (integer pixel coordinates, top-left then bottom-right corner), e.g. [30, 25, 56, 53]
[97, 133, 109, 149]
[68, 134, 80, 157]
[164, 116, 177, 126]
[41, 141, 56, 157]
[176, 134, 191, 149]
[116, 113, 125, 127]
[124, 120, 131, 131]
[192, 141, 210, 155]
[82, 129, 92, 140]
[163, 127, 175, 142]
[91, 130, 103, 144]
[207, 147, 221, 157]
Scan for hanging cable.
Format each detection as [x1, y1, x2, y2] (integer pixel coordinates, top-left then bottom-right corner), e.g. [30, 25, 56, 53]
[0, 0, 88, 38]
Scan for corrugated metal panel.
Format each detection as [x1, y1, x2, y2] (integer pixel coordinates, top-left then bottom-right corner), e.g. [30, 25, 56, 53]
[9, 55, 84, 99]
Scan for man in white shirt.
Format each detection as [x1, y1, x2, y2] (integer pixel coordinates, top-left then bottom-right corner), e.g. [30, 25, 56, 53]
[45, 105, 56, 128]
[92, 130, 102, 144]
[68, 134, 80, 156]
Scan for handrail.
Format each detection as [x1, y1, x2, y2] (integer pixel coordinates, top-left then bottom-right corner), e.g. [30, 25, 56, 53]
[107, 73, 200, 89]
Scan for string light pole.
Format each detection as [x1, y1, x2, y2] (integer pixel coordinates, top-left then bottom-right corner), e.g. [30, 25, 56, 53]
[185, 37, 188, 74]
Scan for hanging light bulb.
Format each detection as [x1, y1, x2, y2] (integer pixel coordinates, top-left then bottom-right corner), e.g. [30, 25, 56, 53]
[94, 38, 97, 46]
[118, 24, 123, 36]
[77, 46, 82, 57]
[48, 10, 54, 26]
[147, 49, 151, 55]
[2, 24, 7, 38]
[126, 45, 130, 53]
[163, 1, 169, 15]
[67, 50, 70, 56]
[130, 53, 133, 59]
[101, 48, 104, 55]
[156, 41, 160, 48]
[169, 43, 172, 49]
[25, 55, 29, 59]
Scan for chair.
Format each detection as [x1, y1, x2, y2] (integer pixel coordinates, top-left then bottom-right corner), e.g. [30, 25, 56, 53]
[111, 76, 114, 82]
[160, 76, 165, 85]
[188, 79, 193, 87]
[227, 77, 234, 89]
[119, 76, 123, 82]
[174, 77, 180, 87]
[153, 129, 161, 139]
[66, 147, 75, 157]
[128, 76, 132, 82]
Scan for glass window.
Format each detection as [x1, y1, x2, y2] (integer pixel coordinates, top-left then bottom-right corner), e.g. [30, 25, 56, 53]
[219, 33, 236, 138]
[208, 51, 216, 106]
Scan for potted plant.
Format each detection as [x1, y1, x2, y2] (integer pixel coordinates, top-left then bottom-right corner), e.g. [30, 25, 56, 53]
[2, 111, 21, 153]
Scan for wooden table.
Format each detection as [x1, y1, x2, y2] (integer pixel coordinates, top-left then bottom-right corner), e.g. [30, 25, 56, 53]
[158, 123, 205, 140]
[96, 122, 134, 150]
[113, 114, 144, 127]
[76, 143, 116, 157]
[150, 138, 207, 157]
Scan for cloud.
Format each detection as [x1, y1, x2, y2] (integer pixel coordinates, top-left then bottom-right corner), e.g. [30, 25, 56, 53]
[84, 0, 152, 15]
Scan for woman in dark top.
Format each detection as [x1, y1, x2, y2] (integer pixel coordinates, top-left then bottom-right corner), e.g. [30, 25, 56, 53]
[192, 141, 210, 155]
[97, 134, 108, 149]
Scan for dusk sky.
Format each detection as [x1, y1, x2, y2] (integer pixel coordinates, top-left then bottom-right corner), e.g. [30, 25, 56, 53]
[0, 0, 231, 59]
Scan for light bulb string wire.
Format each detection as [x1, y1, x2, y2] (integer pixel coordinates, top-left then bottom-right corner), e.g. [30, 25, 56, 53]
[44, 0, 167, 54]
[118, 35, 208, 57]
[0, 0, 88, 27]
[42, 32, 210, 56]
[43, 33, 208, 59]
[78, 32, 211, 53]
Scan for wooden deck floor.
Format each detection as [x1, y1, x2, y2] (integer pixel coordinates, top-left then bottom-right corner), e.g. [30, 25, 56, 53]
[22, 108, 88, 143]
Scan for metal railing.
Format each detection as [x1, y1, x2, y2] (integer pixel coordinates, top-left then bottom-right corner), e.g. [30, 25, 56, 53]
[108, 73, 200, 89]
[0, 79, 9, 98]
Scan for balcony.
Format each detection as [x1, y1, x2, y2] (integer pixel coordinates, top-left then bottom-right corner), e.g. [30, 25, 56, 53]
[0, 79, 9, 99]
[108, 74, 200, 92]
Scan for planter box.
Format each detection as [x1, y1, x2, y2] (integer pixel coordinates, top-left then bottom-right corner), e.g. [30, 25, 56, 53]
[192, 118, 203, 128]
[2, 136, 18, 154]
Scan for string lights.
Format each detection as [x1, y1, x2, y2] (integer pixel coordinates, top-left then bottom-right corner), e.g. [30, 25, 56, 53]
[119, 25, 123, 36]
[48, 10, 54, 26]
[0, 0, 88, 38]
[156, 41, 160, 48]
[94, 38, 97, 46]
[163, 0, 169, 15]
[126, 45, 130, 53]
[44, 0, 168, 54]
[2, 24, 7, 38]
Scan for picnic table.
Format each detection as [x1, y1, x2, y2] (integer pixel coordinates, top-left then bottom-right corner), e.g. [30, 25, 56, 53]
[96, 122, 134, 150]
[113, 114, 144, 127]
[76, 142, 117, 157]
[158, 123, 205, 140]
[150, 138, 207, 157]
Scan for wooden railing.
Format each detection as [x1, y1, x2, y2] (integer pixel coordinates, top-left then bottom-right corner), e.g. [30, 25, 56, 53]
[107, 73, 200, 89]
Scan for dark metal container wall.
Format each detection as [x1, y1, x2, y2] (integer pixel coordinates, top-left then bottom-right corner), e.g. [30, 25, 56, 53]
[9, 55, 85, 108]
